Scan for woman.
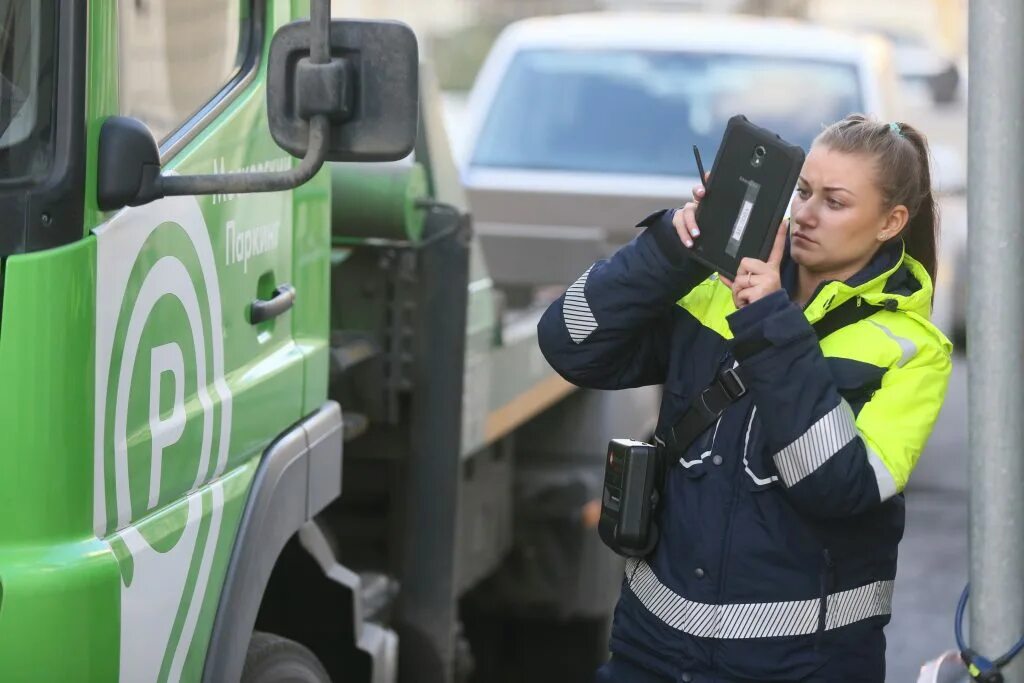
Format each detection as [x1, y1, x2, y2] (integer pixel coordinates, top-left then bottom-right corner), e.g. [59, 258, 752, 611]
[538, 114, 952, 682]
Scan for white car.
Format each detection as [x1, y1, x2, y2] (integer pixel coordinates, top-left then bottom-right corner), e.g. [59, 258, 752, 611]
[456, 12, 964, 337]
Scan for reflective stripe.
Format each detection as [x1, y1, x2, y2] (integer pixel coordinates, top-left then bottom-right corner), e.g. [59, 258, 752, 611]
[680, 450, 712, 469]
[869, 320, 918, 368]
[866, 444, 900, 501]
[563, 266, 597, 343]
[742, 406, 777, 486]
[774, 400, 858, 486]
[679, 417, 722, 468]
[625, 558, 894, 639]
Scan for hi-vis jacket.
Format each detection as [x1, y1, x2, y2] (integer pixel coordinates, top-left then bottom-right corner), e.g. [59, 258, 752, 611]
[539, 209, 952, 682]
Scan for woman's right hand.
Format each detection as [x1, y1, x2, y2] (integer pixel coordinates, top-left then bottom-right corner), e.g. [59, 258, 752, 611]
[672, 176, 707, 248]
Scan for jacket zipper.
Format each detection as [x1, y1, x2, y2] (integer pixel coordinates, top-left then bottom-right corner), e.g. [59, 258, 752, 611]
[816, 548, 835, 647]
[709, 354, 748, 669]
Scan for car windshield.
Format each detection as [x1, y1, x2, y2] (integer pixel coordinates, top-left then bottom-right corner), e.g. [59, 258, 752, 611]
[472, 48, 863, 176]
[0, 0, 55, 181]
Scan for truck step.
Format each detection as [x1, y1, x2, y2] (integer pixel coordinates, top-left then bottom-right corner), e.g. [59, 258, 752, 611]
[359, 571, 399, 623]
[342, 412, 370, 442]
[329, 332, 381, 375]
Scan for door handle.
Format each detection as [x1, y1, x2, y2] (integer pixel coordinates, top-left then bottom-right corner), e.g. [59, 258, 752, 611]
[250, 284, 296, 324]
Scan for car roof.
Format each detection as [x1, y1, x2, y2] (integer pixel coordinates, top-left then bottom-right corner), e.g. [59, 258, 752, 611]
[497, 12, 881, 64]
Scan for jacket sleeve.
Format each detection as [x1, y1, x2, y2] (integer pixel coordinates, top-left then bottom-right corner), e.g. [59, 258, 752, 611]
[727, 290, 952, 518]
[537, 209, 711, 390]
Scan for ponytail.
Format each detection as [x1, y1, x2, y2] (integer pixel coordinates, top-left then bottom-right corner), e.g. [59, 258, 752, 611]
[899, 124, 939, 287]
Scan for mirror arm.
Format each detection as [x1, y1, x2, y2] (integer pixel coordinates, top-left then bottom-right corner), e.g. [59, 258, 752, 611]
[158, 116, 329, 198]
[310, 0, 329, 63]
[157, 0, 332, 200]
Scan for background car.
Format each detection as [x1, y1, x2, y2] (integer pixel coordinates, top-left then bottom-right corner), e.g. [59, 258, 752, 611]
[454, 12, 965, 338]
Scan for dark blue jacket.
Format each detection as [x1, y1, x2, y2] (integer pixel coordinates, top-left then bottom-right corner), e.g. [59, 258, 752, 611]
[539, 209, 952, 682]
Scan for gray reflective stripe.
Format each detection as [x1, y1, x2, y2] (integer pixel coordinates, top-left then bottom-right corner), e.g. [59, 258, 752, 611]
[680, 450, 712, 468]
[866, 445, 900, 501]
[625, 558, 894, 639]
[773, 400, 859, 487]
[742, 406, 778, 486]
[869, 320, 918, 368]
[563, 265, 597, 343]
[680, 417, 722, 468]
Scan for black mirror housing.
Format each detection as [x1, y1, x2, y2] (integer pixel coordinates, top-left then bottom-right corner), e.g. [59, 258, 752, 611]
[96, 116, 163, 211]
[267, 19, 419, 162]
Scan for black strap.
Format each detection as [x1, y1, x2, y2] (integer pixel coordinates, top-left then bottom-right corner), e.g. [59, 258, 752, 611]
[810, 296, 894, 341]
[662, 296, 894, 456]
[732, 296, 892, 360]
[662, 367, 746, 454]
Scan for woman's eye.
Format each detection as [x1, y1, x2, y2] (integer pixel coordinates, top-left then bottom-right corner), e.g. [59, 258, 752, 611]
[827, 198, 844, 209]
[796, 188, 810, 199]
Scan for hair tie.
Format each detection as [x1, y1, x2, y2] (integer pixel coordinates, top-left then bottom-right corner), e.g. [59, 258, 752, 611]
[889, 121, 904, 137]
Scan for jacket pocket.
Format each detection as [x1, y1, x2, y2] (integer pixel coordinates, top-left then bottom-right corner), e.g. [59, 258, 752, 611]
[666, 402, 721, 479]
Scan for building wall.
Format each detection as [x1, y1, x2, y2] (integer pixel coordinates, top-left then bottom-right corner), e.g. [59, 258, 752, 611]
[808, 0, 966, 56]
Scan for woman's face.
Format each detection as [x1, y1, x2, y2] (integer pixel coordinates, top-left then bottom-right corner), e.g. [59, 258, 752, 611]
[790, 144, 907, 275]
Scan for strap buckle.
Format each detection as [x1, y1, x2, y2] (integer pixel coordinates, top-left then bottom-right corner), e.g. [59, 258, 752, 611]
[699, 367, 747, 415]
[719, 367, 747, 400]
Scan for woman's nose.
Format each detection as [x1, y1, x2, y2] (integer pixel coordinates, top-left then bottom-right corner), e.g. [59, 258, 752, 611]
[793, 202, 816, 228]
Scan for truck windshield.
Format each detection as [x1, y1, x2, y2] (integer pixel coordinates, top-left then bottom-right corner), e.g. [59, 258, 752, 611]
[0, 0, 55, 181]
[472, 49, 863, 177]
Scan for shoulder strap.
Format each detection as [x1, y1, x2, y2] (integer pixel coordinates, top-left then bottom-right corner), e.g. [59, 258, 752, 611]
[811, 296, 892, 341]
[662, 296, 894, 457]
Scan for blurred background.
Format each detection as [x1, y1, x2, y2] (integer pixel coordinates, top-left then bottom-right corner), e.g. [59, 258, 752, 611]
[332, 1, 969, 680]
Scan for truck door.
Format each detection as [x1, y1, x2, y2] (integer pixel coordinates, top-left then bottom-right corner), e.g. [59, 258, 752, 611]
[91, 0, 314, 678]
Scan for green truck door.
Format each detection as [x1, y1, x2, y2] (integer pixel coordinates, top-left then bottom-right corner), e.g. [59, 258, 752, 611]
[90, 0, 307, 678]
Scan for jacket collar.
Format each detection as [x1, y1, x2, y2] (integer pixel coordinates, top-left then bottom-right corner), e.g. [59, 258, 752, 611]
[780, 238, 910, 324]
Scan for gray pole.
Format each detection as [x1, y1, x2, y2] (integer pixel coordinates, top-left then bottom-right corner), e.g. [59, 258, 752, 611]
[968, 0, 1024, 678]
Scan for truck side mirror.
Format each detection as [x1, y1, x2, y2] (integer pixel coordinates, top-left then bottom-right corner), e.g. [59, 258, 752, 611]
[266, 19, 418, 162]
[96, 0, 419, 212]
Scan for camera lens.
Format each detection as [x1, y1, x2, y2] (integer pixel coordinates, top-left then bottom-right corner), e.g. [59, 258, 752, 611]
[755, 146, 766, 158]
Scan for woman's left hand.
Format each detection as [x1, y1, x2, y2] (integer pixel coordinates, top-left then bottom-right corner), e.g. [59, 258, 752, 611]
[720, 219, 788, 308]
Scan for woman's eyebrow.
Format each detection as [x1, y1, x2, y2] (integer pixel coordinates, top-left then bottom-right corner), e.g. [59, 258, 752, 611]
[797, 177, 856, 197]
[824, 185, 855, 196]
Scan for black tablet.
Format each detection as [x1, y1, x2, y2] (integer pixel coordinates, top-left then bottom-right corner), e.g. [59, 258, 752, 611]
[690, 115, 805, 279]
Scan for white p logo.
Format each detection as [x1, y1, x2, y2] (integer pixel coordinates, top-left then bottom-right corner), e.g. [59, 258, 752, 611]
[148, 342, 186, 510]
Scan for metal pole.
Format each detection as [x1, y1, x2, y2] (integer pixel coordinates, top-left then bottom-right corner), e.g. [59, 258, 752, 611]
[969, 0, 1024, 679]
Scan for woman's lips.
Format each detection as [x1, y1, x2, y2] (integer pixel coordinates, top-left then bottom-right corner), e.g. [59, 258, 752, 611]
[792, 232, 816, 245]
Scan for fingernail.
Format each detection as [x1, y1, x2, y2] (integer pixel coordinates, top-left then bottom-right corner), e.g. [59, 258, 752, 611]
[684, 240, 693, 247]
[692, 228, 700, 236]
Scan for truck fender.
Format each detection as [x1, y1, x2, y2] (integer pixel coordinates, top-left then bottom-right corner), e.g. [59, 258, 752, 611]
[201, 402, 343, 683]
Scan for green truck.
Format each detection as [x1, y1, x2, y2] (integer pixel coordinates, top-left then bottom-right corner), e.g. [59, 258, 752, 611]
[0, 1, 658, 681]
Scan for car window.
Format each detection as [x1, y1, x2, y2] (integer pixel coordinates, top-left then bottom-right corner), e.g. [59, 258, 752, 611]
[472, 49, 863, 176]
[118, 0, 247, 142]
[0, 0, 55, 181]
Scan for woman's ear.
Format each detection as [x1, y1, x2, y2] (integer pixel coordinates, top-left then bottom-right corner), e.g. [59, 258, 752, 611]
[878, 204, 910, 241]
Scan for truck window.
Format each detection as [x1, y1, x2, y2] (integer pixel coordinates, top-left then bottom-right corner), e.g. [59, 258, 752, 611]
[471, 49, 863, 177]
[0, 0, 56, 181]
[118, 0, 248, 142]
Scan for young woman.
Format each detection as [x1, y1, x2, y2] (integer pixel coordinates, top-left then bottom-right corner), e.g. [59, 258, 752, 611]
[538, 115, 952, 682]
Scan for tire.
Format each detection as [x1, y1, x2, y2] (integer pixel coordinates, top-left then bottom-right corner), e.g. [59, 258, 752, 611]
[242, 631, 332, 683]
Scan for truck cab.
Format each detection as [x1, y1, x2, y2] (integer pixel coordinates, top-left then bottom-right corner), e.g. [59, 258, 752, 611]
[0, 2, 654, 681]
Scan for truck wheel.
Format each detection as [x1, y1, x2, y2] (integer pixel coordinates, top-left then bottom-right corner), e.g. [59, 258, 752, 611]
[242, 631, 331, 683]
